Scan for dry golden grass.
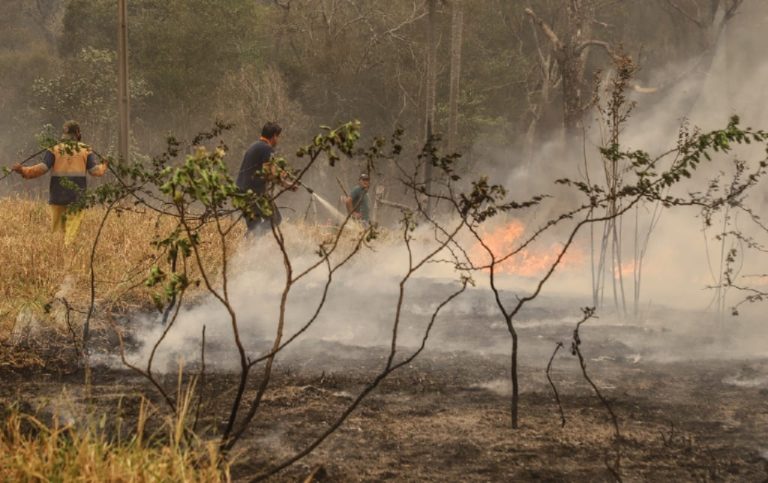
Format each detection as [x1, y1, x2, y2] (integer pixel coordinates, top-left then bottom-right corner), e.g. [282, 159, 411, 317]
[0, 197, 244, 341]
[0, 196, 383, 344]
[0, 388, 230, 482]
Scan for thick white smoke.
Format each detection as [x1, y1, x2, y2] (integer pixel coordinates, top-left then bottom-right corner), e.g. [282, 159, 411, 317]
[119, 3, 768, 374]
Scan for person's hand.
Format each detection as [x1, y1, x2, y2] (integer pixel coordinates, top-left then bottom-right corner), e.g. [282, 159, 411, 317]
[352, 212, 362, 219]
[282, 178, 299, 191]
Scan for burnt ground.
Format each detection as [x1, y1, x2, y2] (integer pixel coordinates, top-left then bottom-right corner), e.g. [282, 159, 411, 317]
[2, 302, 768, 482]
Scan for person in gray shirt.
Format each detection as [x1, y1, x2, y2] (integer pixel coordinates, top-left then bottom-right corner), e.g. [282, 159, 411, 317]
[345, 173, 371, 224]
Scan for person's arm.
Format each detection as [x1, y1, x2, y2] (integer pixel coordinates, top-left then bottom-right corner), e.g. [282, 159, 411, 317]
[86, 152, 108, 177]
[264, 156, 298, 190]
[278, 170, 298, 190]
[12, 151, 54, 179]
[344, 195, 354, 214]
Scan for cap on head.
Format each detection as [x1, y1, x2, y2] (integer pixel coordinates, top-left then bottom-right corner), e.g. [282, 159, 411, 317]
[61, 120, 81, 140]
[359, 173, 370, 181]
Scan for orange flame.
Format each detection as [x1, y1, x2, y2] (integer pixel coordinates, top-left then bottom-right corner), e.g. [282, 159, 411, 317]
[471, 220, 585, 277]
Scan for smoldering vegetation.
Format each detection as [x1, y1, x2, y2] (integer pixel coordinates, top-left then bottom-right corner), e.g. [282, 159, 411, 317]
[118, 221, 768, 376]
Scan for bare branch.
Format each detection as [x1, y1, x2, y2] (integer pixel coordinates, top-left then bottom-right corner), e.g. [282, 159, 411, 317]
[524, 7, 564, 52]
[576, 39, 616, 58]
[663, 0, 704, 28]
[724, 0, 744, 21]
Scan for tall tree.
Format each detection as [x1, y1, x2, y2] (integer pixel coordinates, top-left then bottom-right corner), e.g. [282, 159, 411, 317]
[525, 1, 617, 145]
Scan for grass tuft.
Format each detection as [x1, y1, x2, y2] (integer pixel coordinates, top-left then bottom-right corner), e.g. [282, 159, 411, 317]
[0, 387, 230, 482]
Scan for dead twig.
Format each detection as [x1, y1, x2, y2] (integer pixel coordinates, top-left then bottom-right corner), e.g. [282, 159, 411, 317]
[571, 307, 622, 481]
[546, 342, 566, 427]
[83, 200, 118, 397]
[660, 421, 675, 447]
[50, 297, 83, 360]
[571, 307, 619, 439]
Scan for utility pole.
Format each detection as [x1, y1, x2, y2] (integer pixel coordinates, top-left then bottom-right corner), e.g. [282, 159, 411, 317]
[117, 0, 130, 162]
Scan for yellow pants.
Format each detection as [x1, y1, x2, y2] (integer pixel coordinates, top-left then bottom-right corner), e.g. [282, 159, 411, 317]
[50, 204, 84, 246]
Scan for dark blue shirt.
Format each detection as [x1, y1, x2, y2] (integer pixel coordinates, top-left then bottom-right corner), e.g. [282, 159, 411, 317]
[236, 140, 273, 195]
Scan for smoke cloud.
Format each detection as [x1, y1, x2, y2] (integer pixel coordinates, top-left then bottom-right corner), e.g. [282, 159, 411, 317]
[113, 3, 768, 374]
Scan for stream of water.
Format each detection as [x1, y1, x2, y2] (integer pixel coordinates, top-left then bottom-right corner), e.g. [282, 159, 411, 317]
[310, 192, 347, 223]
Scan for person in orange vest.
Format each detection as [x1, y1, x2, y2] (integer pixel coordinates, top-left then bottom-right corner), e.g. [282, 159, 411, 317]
[12, 121, 108, 241]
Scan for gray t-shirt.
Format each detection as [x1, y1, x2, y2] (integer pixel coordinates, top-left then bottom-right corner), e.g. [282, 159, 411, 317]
[350, 185, 370, 221]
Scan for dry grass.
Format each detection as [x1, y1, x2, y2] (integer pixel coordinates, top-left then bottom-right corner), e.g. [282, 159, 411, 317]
[0, 388, 230, 482]
[0, 197, 244, 342]
[0, 196, 383, 346]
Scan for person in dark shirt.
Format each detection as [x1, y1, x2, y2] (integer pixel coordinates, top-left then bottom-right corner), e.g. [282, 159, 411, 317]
[12, 120, 108, 243]
[236, 122, 296, 236]
[345, 173, 371, 224]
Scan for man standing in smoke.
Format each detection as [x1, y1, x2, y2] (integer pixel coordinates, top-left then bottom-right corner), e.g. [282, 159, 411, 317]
[236, 121, 297, 236]
[345, 173, 371, 225]
[11, 120, 108, 244]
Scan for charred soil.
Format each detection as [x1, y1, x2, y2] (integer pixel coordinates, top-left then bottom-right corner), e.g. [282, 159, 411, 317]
[2, 336, 767, 482]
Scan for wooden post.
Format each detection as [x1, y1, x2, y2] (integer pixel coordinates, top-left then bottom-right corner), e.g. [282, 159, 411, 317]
[117, 0, 130, 162]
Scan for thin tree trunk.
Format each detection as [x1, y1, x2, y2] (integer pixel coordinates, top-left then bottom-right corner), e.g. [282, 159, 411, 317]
[447, 0, 463, 152]
[561, 51, 584, 146]
[613, 218, 627, 316]
[510, 325, 519, 428]
[423, 0, 438, 215]
[117, 0, 130, 162]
